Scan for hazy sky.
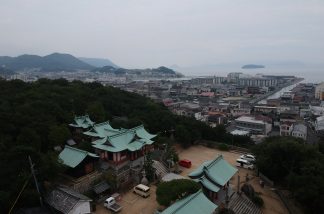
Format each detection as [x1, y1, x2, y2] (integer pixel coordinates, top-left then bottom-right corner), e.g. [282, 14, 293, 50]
[0, 0, 323, 68]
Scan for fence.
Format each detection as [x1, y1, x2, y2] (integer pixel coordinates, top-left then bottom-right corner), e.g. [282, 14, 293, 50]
[259, 172, 274, 187]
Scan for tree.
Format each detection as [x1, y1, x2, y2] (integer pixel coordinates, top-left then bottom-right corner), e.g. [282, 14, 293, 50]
[252, 136, 324, 213]
[156, 179, 200, 206]
[86, 102, 106, 122]
[144, 152, 155, 182]
[175, 125, 191, 147]
[48, 125, 71, 148]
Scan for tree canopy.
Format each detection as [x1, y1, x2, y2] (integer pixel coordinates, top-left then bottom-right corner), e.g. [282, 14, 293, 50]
[0, 78, 234, 212]
[156, 179, 200, 206]
[253, 136, 324, 213]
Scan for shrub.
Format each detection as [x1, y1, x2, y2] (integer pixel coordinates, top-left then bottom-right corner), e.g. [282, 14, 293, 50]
[218, 143, 229, 151]
[156, 179, 200, 206]
[252, 194, 264, 207]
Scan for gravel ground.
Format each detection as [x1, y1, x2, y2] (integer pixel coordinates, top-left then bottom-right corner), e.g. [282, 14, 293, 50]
[94, 144, 289, 214]
[176, 144, 289, 214]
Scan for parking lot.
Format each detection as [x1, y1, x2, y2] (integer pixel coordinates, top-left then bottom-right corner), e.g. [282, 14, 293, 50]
[95, 145, 288, 214]
[176, 145, 289, 214]
[95, 185, 159, 214]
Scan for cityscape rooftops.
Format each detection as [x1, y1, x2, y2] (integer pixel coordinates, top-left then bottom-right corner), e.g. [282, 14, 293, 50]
[235, 116, 269, 125]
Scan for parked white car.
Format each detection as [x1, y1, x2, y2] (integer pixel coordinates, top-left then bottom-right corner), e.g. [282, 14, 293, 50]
[240, 154, 256, 163]
[236, 158, 255, 170]
[133, 184, 150, 198]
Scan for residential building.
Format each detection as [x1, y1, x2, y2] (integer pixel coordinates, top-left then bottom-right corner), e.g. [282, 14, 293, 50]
[253, 106, 277, 114]
[292, 123, 307, 140]
[230, 107, 251, 117]
[235, 116, 272, 135]
[315, 82, 324, 100]
[280, 122, 294, 136]
[188, 155, 238, 206]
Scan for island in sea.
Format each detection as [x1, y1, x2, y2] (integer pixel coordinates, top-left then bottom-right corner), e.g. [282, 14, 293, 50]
[241, 64, 265, 69]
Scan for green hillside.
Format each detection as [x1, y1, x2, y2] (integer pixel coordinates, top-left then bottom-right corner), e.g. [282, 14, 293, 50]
[0, 78, 235, 212]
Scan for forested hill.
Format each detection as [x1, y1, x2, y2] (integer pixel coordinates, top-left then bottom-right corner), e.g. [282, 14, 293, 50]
[0, 78, 242, 212]
[0, 53, 94, 71]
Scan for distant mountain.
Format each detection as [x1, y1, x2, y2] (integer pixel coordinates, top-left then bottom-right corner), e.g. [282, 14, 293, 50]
[0, 53, 94, 72]
[93, 66, 184, 77]
[79, 57, 119, 68]
[242, 64, 265, 69]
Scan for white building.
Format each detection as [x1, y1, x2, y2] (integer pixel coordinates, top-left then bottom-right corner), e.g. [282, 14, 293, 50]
[235, 116, 272, 135]
[292, 123, 307, 140]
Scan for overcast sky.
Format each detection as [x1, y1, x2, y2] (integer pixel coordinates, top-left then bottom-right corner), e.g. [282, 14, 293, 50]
[0, 0, 323, 68]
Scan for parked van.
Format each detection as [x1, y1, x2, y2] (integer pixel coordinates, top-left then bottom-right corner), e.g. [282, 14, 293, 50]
[133, 184, 150, 198]
[236, 158, 254, 170]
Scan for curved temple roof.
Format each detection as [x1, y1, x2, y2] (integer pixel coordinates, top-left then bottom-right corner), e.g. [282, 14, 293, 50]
[91, 124, 156, 152]
[160, 189, 217, 214]
[69, 115, 95, 129]
[189, 155, 237, 189]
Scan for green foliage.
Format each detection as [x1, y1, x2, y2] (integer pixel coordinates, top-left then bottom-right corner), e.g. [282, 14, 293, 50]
[253, 136, 324, 213]
[48, 125, 71, 148]
[0, 78, 229, 212]
[175, 125, 191, 148]
[164, 143, 179, 163]
[144, 152, 156, 182]
[156, 179, 200, 206]
[86, 101, 106, 122]
[252, 195, 264, 207]
[218, 143, 229, 151]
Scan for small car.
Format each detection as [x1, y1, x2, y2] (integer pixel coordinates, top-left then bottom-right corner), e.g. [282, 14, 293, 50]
[178, 159, 192, 168]
[236, 158, 254, 170]
[240, 154, 256, 163]
[133, 184, 150, 198]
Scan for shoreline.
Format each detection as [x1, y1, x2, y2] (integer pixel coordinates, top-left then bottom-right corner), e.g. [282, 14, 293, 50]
[249, 78, 304, 104]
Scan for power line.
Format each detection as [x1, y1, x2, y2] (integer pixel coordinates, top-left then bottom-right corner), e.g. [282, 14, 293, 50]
[8, 175, 31, 214]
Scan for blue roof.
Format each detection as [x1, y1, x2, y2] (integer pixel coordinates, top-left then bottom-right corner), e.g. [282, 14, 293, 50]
[160, 189, 217, 214]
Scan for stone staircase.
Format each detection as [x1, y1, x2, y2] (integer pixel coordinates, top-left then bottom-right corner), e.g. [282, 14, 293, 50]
[153, 160, 168, 179]
[229, 192, 263, 214]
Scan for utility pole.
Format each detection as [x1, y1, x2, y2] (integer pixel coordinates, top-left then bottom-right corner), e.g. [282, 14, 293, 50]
[28, 156, 43, 206]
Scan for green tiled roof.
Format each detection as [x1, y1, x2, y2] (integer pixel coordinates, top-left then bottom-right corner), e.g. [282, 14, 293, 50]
[194, 176, 220, 193]
[92, 125, 156, 152]
[189, 155, 237, 187]
[59, 146, 98, 168]
[83, 121, 121, 138]
[160, 189, 217, 214]
[69, 115, 94, 129]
